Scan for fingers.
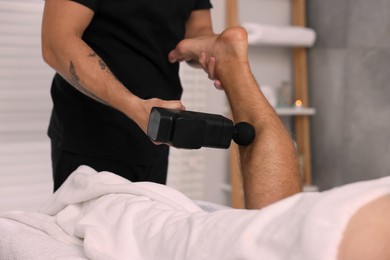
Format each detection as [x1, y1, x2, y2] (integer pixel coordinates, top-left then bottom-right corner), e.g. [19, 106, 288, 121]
[153, 99, 186, 111]
[214, 80, 223, 90]
[168, 49, 180, 63]
[168, 39, 195, 63]
[168, 49, 194, 63]
[198, 51, 206, 67]
[168, 48, 182, 63]
[149, 98, 185, 110]
[198, 52, 213, 78]
[162, 100, 186, 111]
[201, 54, 223, 90]
[169, 45, 222, 90]
[168, 50, 184, 63]
[141, 98, 185, 134]
[198, 52, 215, 79]
[207, 56, 216, 80]
[144, 99, 185, 147]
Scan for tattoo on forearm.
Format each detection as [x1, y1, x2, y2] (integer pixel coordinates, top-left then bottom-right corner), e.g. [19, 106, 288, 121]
[69, 61, 79, 81]
[88, 52, 111, 73]
[99, 59, 107, 70]
[88, 51, 121, 82]
[68, 60, 110, 106]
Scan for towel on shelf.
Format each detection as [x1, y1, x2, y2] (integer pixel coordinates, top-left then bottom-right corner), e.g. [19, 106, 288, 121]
[1, 165, 390, 260]
[242, 22, 316, 47]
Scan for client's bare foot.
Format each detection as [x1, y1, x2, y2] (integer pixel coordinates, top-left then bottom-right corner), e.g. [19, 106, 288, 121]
[168, 27, 249, 79]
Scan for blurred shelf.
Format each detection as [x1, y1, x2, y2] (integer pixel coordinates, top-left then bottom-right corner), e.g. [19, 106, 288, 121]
[276, 107, 316, 116]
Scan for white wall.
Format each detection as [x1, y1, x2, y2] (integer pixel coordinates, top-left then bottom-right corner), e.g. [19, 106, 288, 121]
[0, 0, 53, 213]
[0, 0, 53, 143]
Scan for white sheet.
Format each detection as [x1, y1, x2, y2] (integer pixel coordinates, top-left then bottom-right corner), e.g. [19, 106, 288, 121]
[0, 218, 86, 260]
[1, 165, 390, 260]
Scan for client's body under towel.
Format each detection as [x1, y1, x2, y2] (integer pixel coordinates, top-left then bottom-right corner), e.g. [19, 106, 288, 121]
[1, 165, 390, 260]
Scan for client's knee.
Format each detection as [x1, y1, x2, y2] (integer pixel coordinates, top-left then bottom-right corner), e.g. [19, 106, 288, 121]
[338, 195, 390, 260]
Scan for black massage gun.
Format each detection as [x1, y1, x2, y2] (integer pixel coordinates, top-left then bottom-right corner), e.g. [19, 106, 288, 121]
[147, 107, 255, 149]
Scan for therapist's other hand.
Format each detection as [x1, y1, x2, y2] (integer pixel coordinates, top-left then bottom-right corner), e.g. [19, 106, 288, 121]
[134, 98, 185, 138]
[169, 36, 222, 90]
[168, 27, 248, 91]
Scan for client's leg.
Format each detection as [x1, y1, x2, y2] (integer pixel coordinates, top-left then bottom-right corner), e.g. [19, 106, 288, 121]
[170, 27, 302, 209]
[338, 195, 390, 260]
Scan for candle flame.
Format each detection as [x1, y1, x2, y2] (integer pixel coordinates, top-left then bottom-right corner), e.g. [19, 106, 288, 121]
[295, 100, 303, 107]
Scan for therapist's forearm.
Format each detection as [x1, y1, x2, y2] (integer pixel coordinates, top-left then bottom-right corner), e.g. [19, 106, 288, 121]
[41, 34, 168, 134]
[42, 36, 140, 113]
[41, 0, 145, 124]
[42, 34, 185, 133]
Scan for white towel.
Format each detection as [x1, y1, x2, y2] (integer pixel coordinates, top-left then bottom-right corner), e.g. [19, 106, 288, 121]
[242, 22, 316, 47]
[0, 218, 86, 259]
[2, 165, 390, 260]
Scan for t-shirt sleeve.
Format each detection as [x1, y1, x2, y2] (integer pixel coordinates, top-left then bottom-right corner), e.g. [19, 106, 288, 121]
[71, 0, 100, 12]
[194, 0, 213, 10]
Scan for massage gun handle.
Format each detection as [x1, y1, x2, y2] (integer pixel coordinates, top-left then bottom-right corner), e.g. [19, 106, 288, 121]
[147, 107, 234, 149]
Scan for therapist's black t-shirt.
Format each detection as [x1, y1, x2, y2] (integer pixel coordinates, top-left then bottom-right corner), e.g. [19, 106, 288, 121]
[48, 0, 212, 164]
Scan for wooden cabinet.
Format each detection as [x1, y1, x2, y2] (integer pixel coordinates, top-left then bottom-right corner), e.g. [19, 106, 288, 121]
[225, 0, 315, 208]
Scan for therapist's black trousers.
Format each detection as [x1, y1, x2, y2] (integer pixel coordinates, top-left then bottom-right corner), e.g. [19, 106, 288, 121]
[50, 141, 168, 192]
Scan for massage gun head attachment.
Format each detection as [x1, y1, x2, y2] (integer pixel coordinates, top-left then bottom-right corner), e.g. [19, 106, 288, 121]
[147, 107, 255, 149]
[233, 122, 255, 146]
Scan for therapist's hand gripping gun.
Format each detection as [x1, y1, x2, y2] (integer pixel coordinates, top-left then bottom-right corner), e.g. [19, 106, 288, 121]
[147, 107, 255, 149]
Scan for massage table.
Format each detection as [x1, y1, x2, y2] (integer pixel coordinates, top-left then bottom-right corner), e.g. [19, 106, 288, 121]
[1, 165, 390, 260]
